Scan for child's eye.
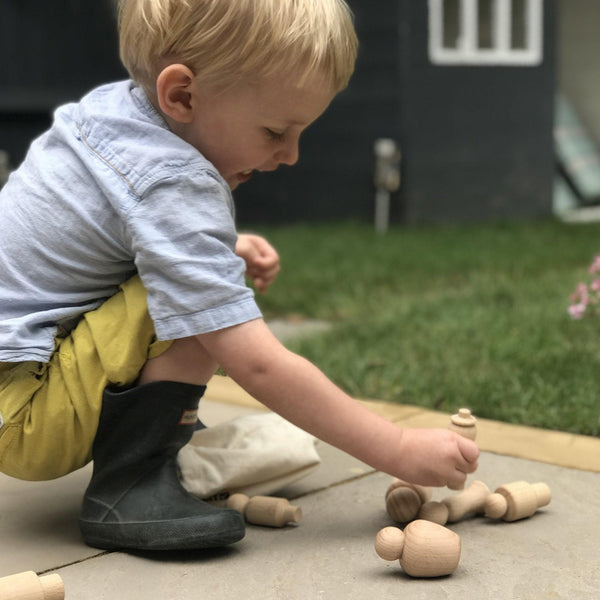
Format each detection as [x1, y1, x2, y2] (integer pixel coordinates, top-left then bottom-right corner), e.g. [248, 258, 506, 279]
[264, 128, 285, 142]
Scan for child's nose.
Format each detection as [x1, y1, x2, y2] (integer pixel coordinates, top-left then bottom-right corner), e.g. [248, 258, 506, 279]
[276, 141, 299, 166]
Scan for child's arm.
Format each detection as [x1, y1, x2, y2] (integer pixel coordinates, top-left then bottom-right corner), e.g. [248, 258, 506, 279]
[198, 318, 479, 489]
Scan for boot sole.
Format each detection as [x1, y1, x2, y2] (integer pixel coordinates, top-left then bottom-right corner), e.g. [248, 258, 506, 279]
[79, 512, 246, 551]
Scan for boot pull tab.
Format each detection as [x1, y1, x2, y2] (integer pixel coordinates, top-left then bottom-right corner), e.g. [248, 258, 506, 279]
[179, 408, 199, 426]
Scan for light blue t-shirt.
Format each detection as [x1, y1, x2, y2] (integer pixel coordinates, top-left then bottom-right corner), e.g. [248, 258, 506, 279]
[0, 80, 262, 362]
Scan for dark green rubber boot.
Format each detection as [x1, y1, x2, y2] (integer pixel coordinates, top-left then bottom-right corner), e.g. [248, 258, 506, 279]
[78, 381, 245, 551]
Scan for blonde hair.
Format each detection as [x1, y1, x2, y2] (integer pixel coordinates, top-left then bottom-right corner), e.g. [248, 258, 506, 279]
[118, 0, 358, 94]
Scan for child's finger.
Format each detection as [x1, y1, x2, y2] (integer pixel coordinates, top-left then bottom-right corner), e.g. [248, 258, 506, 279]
[250, 237, 279, 263]
[252, 250, 278, 264]
[457, 436, 480, 464]
[248, 264, 280, 287]
[253, 276, 273, 294]
[253, 256, 280, 274]
[447, 470, 467, 491]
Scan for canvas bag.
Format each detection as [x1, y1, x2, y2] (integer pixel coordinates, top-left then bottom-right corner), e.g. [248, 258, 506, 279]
[178, 412, 321, 499]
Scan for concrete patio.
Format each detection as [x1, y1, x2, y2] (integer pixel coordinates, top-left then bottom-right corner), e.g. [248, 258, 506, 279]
[2, 374, 600, 599]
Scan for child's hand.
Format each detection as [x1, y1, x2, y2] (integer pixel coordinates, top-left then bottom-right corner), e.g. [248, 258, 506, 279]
[396, 428, 480, 489]
[236, 233, 281, 294]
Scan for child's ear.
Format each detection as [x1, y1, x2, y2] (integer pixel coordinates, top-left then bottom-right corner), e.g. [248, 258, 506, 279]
[156, 64, 196, 123]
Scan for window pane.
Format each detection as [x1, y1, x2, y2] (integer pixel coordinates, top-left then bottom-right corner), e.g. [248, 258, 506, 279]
[478, 0, 494, 48]
[511, 0, 527, 49]
[443, 0, 460, 48]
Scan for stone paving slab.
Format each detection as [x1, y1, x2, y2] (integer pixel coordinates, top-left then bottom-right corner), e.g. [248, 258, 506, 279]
[0, 467, 94, 576]
[2, 377, 599, 599]
[50, 453, 600, 599]
[0, 397, 370, 578]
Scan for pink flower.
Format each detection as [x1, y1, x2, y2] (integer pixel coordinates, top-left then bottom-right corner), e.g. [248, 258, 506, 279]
[568, 254, 600, 319]
[589, 255, 600, 274]
[568, 303, 587, 320]
[570, 282, 589, 305]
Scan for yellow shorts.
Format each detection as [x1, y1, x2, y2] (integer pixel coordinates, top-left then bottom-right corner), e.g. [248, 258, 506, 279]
[0, 276, 172, 481]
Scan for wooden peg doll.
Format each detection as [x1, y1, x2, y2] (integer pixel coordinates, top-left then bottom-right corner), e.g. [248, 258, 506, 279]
[374, 521, 461, 578]
[418, 480, 490, 525]
[416, 500, 449, 525]
[0, 571, 64, 600]
[443, 479, 490, 522]
[385, 478, 432, 523]
[484, 481, 551, 522]
[226, 493, 302, 528]
[449, 408, 477, 441]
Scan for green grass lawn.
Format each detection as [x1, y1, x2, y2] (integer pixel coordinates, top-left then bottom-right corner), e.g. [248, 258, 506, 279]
[248, 219, 600, 437]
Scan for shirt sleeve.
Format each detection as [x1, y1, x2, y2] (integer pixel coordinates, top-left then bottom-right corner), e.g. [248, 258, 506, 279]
[125, 169, 262, 340]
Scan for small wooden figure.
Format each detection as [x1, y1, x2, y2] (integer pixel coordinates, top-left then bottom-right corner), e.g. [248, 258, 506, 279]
[442, 479, 490, 523]
[418, 480, 490, 525]
[484, 481, 551, 522]
[385, 479, 432, 523]
[416, 500, 449, 525]
[448, 408, 477, 441]
[0, 570, 64, 600]
[374, 521, 461, 578]
[226, 493, 302, 528]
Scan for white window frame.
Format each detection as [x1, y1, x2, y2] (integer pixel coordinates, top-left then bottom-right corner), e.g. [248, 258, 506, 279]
[428, 0, 544, 66]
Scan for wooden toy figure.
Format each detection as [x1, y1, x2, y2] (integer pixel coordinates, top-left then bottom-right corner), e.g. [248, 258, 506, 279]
[226, 493, 302, 528]
[416, 500, 449, 525]
[385, 478, 432, 523]
[0, 570, 64, 600]
[442, 479, 490, 523]
[418, 480, 490, 525]
[448, 408, 477, 441]
[484, 481, 551, 522]
[374, 521, 461, 578]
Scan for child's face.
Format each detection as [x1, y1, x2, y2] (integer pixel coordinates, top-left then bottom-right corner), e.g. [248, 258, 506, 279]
[183, 74, 336, 190]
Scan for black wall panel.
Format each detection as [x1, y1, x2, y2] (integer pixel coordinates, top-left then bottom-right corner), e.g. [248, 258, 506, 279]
[1, 1, 556, 225]
[0, 0, 126, 167]
[396, 1, 556, 224]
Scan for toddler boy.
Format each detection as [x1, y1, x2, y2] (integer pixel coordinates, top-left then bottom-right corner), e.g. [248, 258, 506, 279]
[0, 0, 479, 551]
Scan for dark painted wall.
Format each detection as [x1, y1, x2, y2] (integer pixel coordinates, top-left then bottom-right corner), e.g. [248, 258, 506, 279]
[237, 0, 557, 225]
[0, 0, 126, 167]
[396, 1, 557, 224]
[1, 1, 556, 225]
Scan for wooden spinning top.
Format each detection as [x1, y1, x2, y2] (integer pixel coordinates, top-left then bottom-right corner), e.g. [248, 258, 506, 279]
[0, 571, 64, 600]
[484, 481, 551, 522]
[449, 408, 477, 441]
[374, 521, 461, 578]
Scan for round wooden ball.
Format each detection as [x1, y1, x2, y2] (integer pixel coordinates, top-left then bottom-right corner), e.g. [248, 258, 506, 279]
[374, 526, 405, 561]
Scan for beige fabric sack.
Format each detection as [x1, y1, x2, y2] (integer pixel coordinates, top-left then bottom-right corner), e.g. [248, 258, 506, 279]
[178, 412, 321, 499]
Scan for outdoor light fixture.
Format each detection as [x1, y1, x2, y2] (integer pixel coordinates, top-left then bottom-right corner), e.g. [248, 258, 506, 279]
[373, 138, 401, 234]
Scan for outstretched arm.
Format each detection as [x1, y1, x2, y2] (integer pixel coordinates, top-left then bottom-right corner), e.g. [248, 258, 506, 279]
[198, 318, 479, 489]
